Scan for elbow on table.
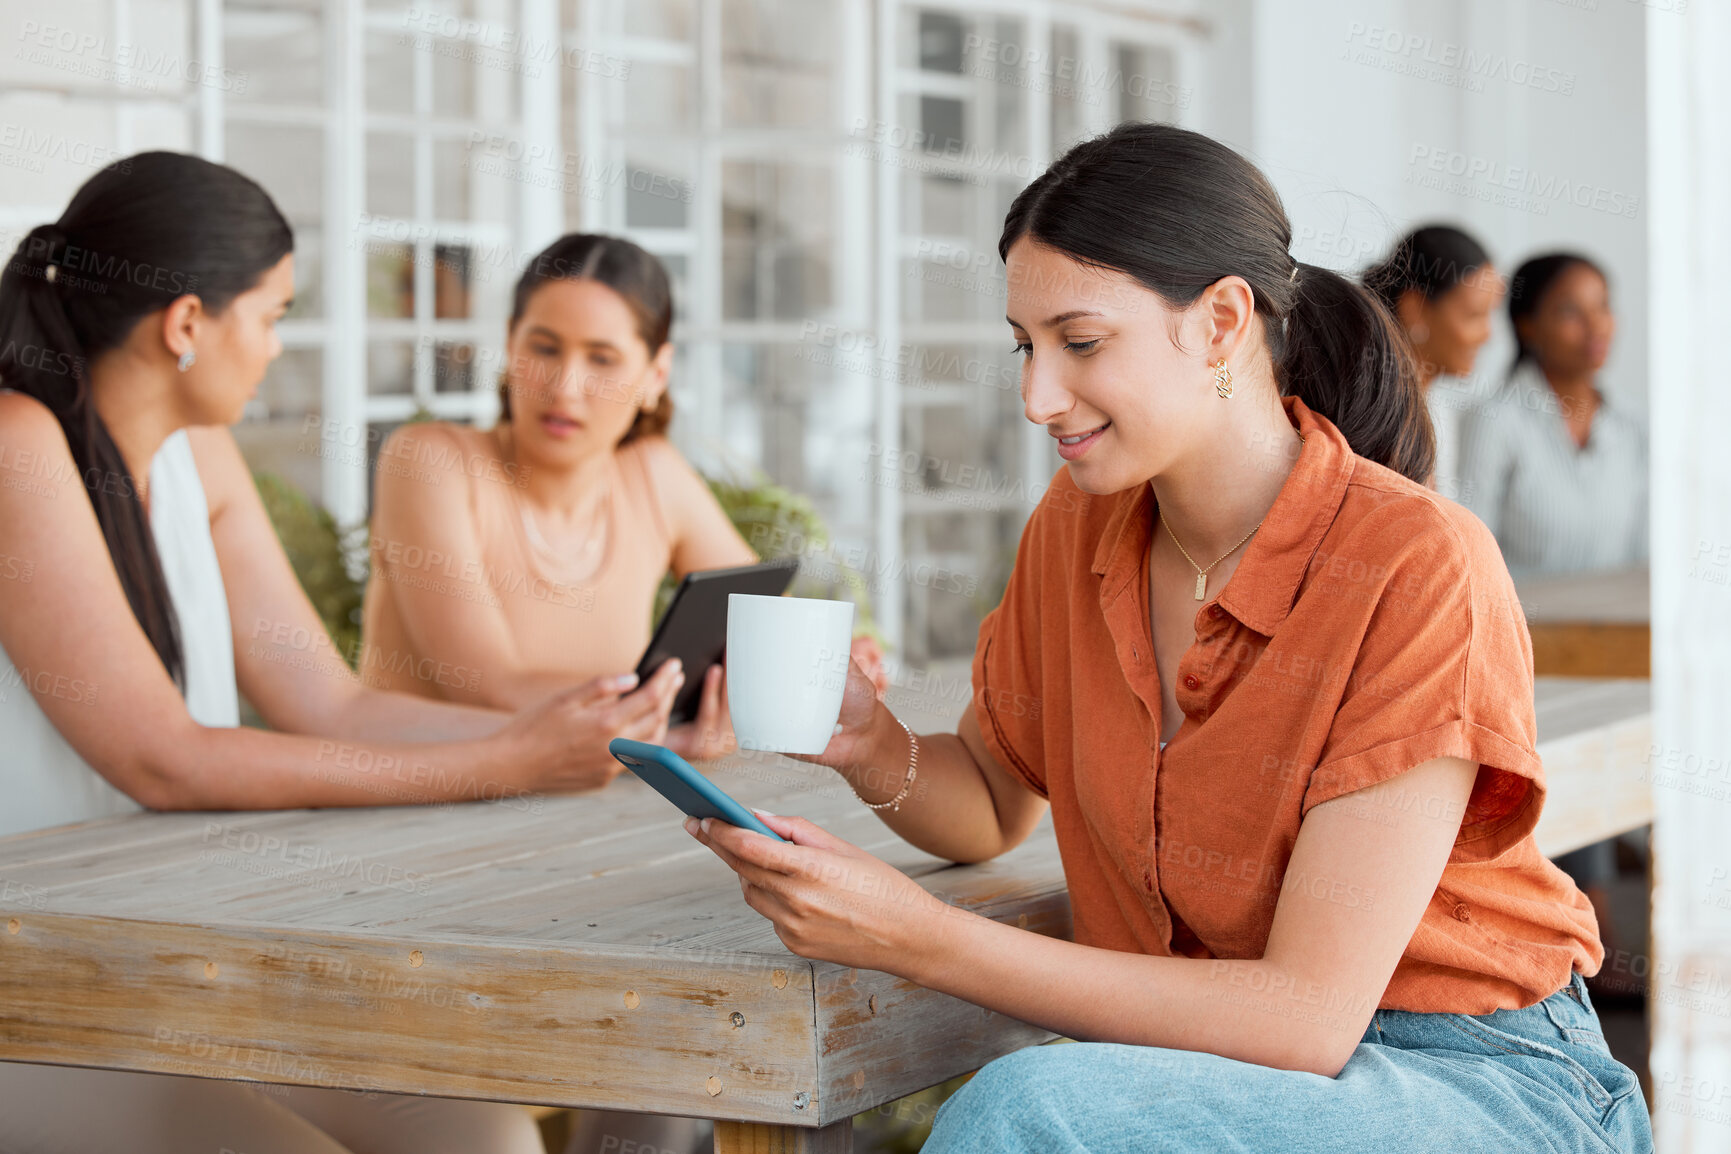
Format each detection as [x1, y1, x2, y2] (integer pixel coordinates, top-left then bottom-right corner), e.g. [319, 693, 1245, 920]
[107, 718, 216, 812]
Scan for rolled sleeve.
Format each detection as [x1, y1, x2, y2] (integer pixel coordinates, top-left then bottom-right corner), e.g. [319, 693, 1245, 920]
[969, 496, 1057, 799]
[971, 612, 1047, 798]
[1301, 513, 1544, 864]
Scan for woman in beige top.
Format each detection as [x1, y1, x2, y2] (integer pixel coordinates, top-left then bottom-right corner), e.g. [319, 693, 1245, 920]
[363, 233, 882, 766]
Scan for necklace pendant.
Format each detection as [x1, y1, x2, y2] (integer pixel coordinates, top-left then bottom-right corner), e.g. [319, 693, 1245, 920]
[1194, 572, 1207, 600]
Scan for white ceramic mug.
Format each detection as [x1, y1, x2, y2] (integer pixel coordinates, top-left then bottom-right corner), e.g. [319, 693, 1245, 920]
[725, 594, 855, 755]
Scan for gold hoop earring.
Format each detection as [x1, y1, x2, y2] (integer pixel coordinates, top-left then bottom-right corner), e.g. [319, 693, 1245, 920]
[1213, 358, 1233, 399]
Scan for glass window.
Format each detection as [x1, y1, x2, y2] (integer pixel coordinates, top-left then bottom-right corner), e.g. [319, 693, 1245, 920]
[227, 4, 326, 106]
[721, 161, 832, 321]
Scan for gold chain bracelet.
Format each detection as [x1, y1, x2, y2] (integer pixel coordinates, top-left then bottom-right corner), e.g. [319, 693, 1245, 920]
[857, 716, 918, 812]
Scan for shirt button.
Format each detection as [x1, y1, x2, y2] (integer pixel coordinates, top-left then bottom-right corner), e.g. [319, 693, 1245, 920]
[1453, 903, 1471, 922]
[1183, 675, 1200, 691]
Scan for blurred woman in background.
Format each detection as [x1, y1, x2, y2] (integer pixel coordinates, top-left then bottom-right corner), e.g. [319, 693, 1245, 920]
[1457, 253, 1646, 576]
[1363, 225, 1504, 500]
[0, 152, 684, 1154]
[359, 233, 888, 772]
[1458, 253, 1649, 996]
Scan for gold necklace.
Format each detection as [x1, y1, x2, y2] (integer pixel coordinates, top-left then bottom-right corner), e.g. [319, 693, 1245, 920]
[1160, 514, 1264, 601]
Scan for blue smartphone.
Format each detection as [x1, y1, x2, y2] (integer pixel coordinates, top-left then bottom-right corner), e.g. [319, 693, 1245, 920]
[608, 738, 786, 842]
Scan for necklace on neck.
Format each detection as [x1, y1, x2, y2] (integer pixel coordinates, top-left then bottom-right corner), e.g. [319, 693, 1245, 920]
[502, 428, 615, 585]
[1160, 513, 1263, 601]
[1158, 432, 1303, 601]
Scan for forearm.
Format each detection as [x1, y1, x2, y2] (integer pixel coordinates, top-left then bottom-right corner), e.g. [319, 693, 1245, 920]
[132, 722, 531, 812]
[440, 665, 597, 713]
[323, 685, 512, 743]
[827, 705, 1012, 863]
[906, 910, 1363, 1076]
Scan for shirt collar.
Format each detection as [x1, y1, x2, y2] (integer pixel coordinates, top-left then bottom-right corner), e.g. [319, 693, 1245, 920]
[1088, 396, 1356, 635]
[1508, 358, 1620, 416]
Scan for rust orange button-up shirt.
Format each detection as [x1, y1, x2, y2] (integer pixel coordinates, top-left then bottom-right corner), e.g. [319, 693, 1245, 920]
[970, 397, 1601, 1015]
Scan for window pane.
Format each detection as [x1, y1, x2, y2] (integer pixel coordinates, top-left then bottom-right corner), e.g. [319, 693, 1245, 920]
[226, 123, 323, 318]
[430, 36, 477, 121]
[366, 132, 416, 218]
[1115, 43, 1183, 125]
[226, 123, 323, 222]
[914, 10, 965, 73]
[433, 137, 471, 219]
[618, 63, 694, 132]
[434, 244, 472, 319]
[366, 28, 415, 115]
[624, 0, 697, 40]
[902, 250, 1003, 324]
[720, 0, 833, 129]
[286, 225, 324, 320]
[721, 341, 874, 541]
[721, 162, 831, 321]
[434, 341, 477, 394]
[625, 150, 695, 229]
[367, 244, 415, 319]
[1052, 24, 1087, 153]
[226, 4, 324, 107]
[368, 341, 415, 395]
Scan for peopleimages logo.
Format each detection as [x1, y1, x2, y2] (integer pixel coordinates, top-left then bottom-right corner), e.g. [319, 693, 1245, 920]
[1407, 144, 1640, 219]
[14, 20, 249, 93]
[1343, 22, 1577, 95]
[13, 236, 199, 294]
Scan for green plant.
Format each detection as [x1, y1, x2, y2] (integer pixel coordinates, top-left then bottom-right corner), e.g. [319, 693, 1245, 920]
[253, 472, 368, 668]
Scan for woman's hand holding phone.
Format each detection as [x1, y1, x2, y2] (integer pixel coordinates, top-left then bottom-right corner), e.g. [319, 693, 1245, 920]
[501, 659, 684, 792]
[685, 808, 950, 974]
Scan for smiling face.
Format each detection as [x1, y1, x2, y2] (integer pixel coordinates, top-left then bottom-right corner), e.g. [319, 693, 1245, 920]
[178, 252, 293, 426]
[502, 277, 671, 466]
[1517, 263, 1614, 378]
[1004, 237, 1250, 495]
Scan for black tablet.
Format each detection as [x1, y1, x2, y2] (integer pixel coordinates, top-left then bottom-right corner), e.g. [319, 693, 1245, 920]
[635, 557, 801, 726]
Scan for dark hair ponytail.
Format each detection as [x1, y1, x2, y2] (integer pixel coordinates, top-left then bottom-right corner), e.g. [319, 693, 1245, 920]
[499, 233, 675, 444]
[1362, 224, 1492, 314]
[999, 122, 1434, 483]
[0, 152, 293, 686]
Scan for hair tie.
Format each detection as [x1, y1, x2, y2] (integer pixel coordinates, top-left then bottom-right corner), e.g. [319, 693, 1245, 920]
[1288, 262, 1301, 285]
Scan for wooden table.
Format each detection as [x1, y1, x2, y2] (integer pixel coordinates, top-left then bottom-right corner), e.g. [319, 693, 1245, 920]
[0, 680, 1649, 1150]
[1532, 677, 1653, 857]
[1516, 567, 1650, 678]
[0, 757, 1067, 1152]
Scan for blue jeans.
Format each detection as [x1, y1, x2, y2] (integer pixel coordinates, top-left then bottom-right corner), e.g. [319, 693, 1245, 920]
[924, 970, 1652, 1153]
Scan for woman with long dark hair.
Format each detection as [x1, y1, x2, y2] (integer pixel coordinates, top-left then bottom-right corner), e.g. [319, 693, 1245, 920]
[1363, 225, 1505, 499]
[0, 154, 685, 1150]
[1457, 252, 1646, 576]
[685, 124, 1651, 1150]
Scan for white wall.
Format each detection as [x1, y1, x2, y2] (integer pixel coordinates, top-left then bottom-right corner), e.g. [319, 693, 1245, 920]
[1203, 0, 1648, 418]
[1645, 0, 1731, 1148]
